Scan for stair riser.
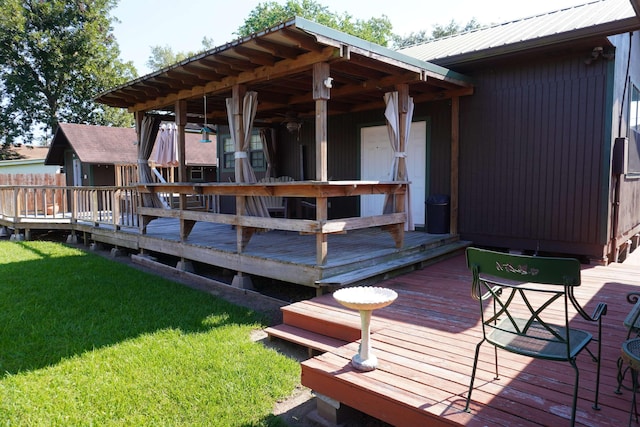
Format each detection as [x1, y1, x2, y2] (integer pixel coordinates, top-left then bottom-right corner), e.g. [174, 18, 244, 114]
[282, 309, 361, 342]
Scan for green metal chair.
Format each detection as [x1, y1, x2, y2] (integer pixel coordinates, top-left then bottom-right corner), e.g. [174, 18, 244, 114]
[465, 247, 607, 427]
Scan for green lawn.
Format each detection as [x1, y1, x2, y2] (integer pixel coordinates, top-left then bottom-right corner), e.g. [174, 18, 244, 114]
[0, 240, 299, 426]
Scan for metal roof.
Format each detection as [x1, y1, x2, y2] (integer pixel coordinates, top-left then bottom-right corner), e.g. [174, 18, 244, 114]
[95, 17, 473, 125]
[400, 0, 640, 67]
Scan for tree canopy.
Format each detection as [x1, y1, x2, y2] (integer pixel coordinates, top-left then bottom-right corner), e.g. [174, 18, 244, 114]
[235, 0, 393, 46]
[0, 0, 136, 151]
[146, 37, 214, 71]
[392, 18, 482, 49]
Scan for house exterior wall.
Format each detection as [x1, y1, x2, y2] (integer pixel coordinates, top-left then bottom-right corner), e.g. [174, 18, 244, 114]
[611, 31, 640, 252]
[90, 164, 116, 186]
[0, 160, 59, 175]
[270, 106, 452, 220]
[457, 50, 612, 260]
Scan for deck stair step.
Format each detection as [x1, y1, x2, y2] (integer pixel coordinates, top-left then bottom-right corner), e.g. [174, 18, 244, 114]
[316, 240, 470, 287]
[280, 296, 379, 342]
[264, 324, 348, 356]
[281, 294, 385, 342]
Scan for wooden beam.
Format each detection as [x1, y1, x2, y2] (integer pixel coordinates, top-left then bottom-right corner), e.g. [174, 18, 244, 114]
[253, 38, 302, 59]
[316, 197, 328, 266]
[175, 99, 189, 239]
[232, 85, 252, 253]
[129, 47, 338, 113]
[175, 100, 187, 183]
[234, 45, 277, 67]
[313, 63, 330, 182]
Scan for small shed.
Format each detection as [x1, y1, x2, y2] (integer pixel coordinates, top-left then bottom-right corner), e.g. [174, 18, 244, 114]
[46, 123, 217, 186]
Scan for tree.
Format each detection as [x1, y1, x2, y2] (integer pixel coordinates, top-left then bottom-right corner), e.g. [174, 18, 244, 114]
[236, 0, 393, 46]
[146, 37, 216, 71]
[392, 18, 482, 49]
[0, 0, 136, 153]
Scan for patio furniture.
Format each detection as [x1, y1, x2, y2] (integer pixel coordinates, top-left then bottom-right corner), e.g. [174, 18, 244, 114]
[259, 176, 294, 218]
[621, 338, 640, 426]
[616, 292, 640, 394]
[465, 247, 607, 427]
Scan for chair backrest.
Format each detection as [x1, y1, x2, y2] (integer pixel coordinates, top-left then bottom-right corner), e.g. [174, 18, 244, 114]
[465, 247, 583, 359]
[258, 176, 294, 210]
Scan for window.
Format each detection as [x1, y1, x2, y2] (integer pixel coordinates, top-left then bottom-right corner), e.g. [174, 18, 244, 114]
[221, 132, 265, 171]
[190, 166, 204, 181]
[628, 83, 640, 174]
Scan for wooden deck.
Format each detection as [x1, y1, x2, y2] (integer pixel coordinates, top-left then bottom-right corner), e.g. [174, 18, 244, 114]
[1, 214, 468, 291]
[267, 251, 640, 426]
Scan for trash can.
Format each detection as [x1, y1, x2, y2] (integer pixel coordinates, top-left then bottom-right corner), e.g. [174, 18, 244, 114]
[426, 194, 450, 234]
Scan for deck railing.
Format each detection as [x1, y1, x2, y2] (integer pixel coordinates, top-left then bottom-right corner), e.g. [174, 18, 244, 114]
[71, 186, 140, 229]
[0, 181, 407, 266]
[0, 185, 68, 220]
[0, 185, 140, 230]
[136, 181, 408, 265]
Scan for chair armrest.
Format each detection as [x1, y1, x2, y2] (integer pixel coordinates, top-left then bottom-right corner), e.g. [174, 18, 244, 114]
[627, 292, 640, 305]
[591, 302, 607, 321]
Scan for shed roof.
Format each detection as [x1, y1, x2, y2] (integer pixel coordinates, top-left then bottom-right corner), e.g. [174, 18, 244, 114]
[400, 0, 640, 67]
[95, 17, 473, 124]
[46, 123, 216, 166]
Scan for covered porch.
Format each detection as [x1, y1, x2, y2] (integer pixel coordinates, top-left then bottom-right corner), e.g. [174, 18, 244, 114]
[94, 17, 474, 288]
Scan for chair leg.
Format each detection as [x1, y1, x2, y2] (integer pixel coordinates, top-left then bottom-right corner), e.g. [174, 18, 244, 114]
[630, 368, 638, 427]
[593, 336, 602, 410]
[465, 340, 485, 413]
[618, 357, 627, 395]
[570, 359, 580, 427]
[493, 345, 499, 380]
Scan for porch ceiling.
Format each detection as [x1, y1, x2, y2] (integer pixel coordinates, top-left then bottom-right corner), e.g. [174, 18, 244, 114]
[95, 17, 474, 125]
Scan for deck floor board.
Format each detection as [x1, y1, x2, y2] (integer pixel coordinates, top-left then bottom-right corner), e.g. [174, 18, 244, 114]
[293, 253, 640, 426]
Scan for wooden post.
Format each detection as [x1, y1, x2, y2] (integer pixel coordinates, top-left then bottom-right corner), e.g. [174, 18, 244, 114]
[313, 63, 330, 182]
[313, 64, 331, 265]
[396, 84, 409, 183]
[176, 100, 196, 240]
[175, 100, 187, 183]
[450, 96, 459, 235]
[231, 85, 249, 254]
[316, 197, 328, 266]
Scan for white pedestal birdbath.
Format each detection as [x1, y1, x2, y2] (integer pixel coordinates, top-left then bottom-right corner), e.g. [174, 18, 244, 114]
[333, 286, 398, 371]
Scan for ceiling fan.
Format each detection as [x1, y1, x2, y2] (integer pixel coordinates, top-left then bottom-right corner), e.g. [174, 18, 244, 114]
[283, 111, 303, 134]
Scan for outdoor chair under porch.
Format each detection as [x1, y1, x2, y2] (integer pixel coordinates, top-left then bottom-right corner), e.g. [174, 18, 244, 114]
[465, 247, 607, 427]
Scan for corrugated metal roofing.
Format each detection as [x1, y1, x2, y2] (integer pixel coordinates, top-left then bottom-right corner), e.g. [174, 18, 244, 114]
[400, 0, 639, 64]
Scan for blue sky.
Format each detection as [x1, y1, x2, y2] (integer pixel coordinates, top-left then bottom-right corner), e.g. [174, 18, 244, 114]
[112, 0, 589, 75]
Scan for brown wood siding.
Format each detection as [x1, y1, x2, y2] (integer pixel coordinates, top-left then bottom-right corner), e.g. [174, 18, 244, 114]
[414, 100, 451, 195]
[614, 32, 640, 249]
[458, 53, 610, 259]
[276, 110, 383, 219]
[274, 107, 453, 219]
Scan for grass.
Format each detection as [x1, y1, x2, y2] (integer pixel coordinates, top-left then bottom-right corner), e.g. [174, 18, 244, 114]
[0, 240, 300, 426]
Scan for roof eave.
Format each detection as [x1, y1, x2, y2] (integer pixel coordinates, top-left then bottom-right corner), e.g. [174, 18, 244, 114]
[432, 16, 640, 68]
[291, 17, 473, 86]
[95, 16, 473, 106]
[631, 0, 640, 16]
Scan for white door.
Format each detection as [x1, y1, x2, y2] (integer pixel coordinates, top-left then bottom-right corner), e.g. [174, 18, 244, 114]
[73, 158, 82, 186]
[360, 121, 426, 229]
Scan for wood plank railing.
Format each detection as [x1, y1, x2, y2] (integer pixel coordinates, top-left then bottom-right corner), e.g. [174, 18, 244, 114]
[0, 185, 140, 230]
[0, 181, 407, 267]
[137, 181, 408, 265]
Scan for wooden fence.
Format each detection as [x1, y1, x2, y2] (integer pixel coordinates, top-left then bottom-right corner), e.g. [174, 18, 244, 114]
[0, 174, 66, 215]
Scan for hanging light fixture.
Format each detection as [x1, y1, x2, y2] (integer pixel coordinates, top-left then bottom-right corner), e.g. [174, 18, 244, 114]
[200, 95, 213, 143]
